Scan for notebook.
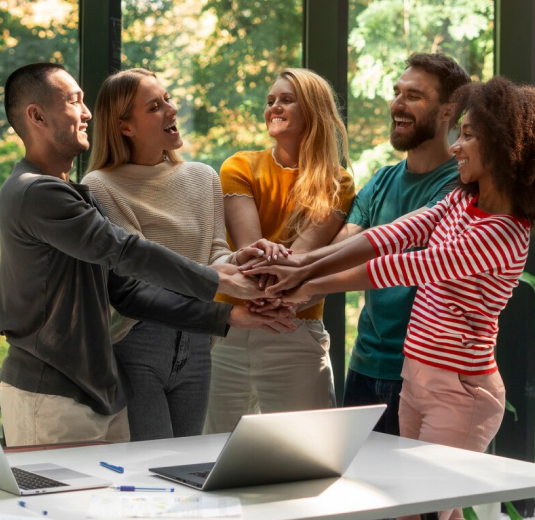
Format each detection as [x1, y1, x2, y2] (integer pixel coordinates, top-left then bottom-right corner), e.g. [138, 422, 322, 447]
[0, 445, 112, 496]
[150, 404, 386, 491]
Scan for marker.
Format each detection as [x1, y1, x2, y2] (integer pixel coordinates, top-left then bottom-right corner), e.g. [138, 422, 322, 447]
[113, 485, 174, 492]
[100, 461, 124, 473]
[18, 500, 48, 516]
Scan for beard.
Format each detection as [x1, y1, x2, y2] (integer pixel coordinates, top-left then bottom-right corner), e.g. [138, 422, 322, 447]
[390, 105, 440, 151]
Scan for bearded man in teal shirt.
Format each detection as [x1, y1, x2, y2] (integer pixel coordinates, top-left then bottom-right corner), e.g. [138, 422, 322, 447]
[338, 53, 470, 434]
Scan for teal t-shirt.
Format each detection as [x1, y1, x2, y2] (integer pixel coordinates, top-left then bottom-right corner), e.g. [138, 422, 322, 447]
[347, 156, 459, 380]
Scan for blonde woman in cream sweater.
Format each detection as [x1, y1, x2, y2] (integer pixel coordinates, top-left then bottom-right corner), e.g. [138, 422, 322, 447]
[83, 68, 292, 441]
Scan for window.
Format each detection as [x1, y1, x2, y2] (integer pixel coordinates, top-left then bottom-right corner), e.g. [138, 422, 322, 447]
[0, 0, 79, 185]
[121, 0, 302, 173]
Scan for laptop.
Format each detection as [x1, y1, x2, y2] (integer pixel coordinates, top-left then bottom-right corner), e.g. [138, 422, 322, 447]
[150, 404, 386, 491]
[0, 445, 112, 495]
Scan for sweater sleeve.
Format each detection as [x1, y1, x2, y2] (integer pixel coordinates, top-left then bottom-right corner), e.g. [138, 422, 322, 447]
[207, 167, 233, 265]
[367, 212, 529, 289]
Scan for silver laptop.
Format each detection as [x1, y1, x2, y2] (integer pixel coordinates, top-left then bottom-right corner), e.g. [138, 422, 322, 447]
[0, 445, 112, 495]
[150, 404, 386, 491]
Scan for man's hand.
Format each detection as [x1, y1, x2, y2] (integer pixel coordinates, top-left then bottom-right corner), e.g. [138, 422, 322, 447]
[216, 270, 265, 300]
[228, 305, 297, 333]
[246, 299, 296, 316]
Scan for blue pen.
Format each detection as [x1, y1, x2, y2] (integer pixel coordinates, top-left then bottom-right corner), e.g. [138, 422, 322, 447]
[100, 461, 125, 473]
[18, 500, 48, 516]
[114, 485, 174, 492]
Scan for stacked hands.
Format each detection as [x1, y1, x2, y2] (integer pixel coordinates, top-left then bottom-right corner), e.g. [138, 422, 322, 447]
[213, 239, 317, 334]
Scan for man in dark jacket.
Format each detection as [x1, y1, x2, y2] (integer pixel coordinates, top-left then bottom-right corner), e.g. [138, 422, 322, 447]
[0, 63, 293, 446]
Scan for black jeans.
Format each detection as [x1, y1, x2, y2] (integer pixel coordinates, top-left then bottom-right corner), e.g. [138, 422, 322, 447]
[343, 369, 402, 436]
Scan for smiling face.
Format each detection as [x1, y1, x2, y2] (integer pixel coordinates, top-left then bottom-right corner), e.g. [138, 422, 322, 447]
[120, 75, 182, 165]
[264, 78, 306, 143]
[46, 69, 92, 159]
[389, 66, 443, 151]
[449, 111, 487, 185]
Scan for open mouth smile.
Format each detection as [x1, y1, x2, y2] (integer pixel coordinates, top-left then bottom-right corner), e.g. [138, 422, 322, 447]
[164, 122, 178, 134]
[393, 116, 414, 129]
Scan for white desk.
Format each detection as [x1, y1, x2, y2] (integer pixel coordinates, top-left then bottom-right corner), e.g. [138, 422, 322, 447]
[1, 432, 535, 519]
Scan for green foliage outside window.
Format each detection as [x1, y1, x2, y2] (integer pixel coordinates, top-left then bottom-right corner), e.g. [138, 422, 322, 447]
[121, 0, 302, 172]
[0, 0, 79, 184]
[344, 0, 493, 359]
[347, 0, 493, 186]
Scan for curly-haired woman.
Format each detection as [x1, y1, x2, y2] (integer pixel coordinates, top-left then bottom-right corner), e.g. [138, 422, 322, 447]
[203, 68, 355, 434]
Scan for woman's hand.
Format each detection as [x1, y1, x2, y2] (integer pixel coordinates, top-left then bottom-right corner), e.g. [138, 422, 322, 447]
[236, 239, 291, 266]
[239, 251, 307, 271]
[211, 263, 240, 275]
[280, 281, 316, 305]
[241, 263, 310, 297]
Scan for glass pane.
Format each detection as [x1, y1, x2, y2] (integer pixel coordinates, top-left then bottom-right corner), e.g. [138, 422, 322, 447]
[345, 0, 495, 366]
[0, 0, 79, 187]
[121, 0, 303, 173]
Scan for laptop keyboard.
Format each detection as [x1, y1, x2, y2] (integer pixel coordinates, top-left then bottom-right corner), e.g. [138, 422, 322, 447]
[190, 470, 210, 479]
[13, 467, 69, 490]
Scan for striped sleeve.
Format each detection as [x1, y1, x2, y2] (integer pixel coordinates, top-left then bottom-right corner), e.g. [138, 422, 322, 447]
[363, 190, 458, 257]
[367, 214, 529, 289]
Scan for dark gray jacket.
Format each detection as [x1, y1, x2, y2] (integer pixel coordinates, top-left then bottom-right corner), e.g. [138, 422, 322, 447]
[0, 159, 232, 414]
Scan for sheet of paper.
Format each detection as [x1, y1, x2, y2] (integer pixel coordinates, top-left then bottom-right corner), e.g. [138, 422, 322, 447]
[86, 494, 242, 518]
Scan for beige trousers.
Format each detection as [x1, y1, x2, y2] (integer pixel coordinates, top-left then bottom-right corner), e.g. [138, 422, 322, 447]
[0, 382, 130, 447]
[204, 320, 335, 434]
[398, 358, 506, 520]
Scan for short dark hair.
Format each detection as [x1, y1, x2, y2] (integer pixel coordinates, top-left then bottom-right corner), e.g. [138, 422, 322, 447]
[4, 63, 66, 139]
[451, 76, 535, 226]
[406, 53, 471, 104]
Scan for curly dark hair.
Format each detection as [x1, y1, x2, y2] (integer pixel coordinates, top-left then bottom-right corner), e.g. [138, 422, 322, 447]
[450, 75, 535, 225]
[406, 53, 471, 104]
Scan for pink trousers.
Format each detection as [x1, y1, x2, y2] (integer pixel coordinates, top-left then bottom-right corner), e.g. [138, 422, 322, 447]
[398, 357, 506, 520]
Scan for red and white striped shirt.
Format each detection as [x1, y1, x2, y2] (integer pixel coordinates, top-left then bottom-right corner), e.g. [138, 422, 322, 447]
[365, 188, 531, 375]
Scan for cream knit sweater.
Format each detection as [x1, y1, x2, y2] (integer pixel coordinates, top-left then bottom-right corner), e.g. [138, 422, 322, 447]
[82, 160, 232, 342]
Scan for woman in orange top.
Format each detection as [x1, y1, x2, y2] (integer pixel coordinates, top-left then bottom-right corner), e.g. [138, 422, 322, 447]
[204, 68, 355, 433]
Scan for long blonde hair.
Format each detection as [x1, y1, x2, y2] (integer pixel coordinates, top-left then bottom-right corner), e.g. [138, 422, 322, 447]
[86, 68, 181, 172]
[276, 68, 352, 240]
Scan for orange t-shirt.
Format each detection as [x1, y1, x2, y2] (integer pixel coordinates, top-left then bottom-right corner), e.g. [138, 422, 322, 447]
[217, 148, 355, 320]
